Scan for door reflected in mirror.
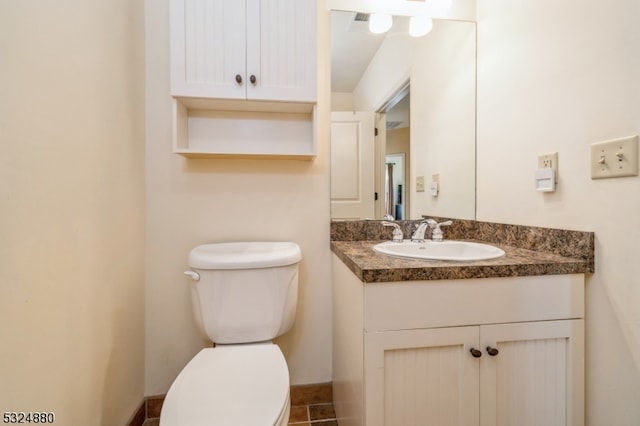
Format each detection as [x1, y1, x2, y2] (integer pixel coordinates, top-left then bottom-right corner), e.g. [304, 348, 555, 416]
[330, 10, 476, 221]
[386, 152, 406, 220]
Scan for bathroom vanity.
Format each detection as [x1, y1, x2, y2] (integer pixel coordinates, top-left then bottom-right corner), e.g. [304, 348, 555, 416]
[330, 220, 594, 426]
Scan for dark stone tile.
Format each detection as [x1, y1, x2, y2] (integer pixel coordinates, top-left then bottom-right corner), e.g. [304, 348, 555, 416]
[290, 383, 333, 406]
[146, 395, 165, 418]
[309, 403, 336, 421]
[288, 405, 309, 423]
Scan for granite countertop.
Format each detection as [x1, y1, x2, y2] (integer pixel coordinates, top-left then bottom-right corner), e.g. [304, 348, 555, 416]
[331, 240, 592, 283]
[330, 219, 595, 283]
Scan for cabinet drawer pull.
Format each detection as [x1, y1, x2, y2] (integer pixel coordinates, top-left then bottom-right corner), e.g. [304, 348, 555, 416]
[470, 348, 482, 358]
[250, 74, 257, 84]
[486, 346, 499, 356]
[235, 74, 243, 84]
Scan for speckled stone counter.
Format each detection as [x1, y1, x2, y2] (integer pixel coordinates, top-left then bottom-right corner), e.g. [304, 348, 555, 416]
[331, 219, 594, 283]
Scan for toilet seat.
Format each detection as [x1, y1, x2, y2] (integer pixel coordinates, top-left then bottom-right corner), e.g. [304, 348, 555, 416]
[160, 343, 290, 426]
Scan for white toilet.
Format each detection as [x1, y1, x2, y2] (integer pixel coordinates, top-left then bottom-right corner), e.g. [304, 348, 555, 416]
[160, 241, 302, 426]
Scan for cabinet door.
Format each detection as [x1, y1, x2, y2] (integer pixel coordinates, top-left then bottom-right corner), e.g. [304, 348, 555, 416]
[365, 327, 480, 426]
[479, 320, 584, 426]
[170, 0, 247, 99]
[246, 0, 317, 102]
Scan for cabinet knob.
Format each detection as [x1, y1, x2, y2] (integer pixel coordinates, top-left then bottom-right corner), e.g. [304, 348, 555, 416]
[250, 74, 257, 85]
[235, 74, 242, 84]
[470, 348, 482, 358]
[486, 346, 499, 356]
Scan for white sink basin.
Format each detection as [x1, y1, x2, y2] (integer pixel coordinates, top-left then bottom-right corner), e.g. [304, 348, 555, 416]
[373, 240, 505, 261]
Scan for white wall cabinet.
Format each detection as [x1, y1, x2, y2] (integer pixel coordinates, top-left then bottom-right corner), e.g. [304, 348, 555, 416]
[332, 255, 585, 426]
[170, 0, 316, 102]
[169, 0, 317, 158]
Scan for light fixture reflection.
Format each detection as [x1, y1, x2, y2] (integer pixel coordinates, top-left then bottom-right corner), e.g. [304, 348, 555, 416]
[369, 13, 392, 34]
[408, 15, 433, 37]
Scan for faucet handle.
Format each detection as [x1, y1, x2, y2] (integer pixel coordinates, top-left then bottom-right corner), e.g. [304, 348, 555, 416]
[382, 221, 404, 242]
[430, 220, 453, 242]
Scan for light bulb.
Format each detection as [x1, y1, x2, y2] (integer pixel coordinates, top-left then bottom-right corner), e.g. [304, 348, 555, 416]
[409, 16, 433, 37]
[369, 13, 392, 34]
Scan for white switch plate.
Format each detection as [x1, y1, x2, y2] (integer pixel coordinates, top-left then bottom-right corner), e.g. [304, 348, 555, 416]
[591, 135, 639, 179]
[416, 176, 425, 192]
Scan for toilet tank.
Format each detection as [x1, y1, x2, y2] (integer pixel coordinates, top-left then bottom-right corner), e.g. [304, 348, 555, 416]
[185, 242, 302, 344]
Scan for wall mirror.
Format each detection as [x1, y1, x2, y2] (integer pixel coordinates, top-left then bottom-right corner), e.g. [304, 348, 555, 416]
[329, 9, 477, 221]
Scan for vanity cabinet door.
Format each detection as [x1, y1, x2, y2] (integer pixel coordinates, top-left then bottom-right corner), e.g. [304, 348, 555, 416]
[364, 326, 480, 426]
[362, 320, 584, 426]
[479, 319, 584, 426]
[170, 0, 316, 102]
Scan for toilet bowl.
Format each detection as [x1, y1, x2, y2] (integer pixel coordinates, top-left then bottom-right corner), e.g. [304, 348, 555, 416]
[160, 344, 290, 426]
[160, 242, 301, 426]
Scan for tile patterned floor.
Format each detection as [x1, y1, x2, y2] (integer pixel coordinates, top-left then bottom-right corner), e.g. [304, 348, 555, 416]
[140, 383, 338, 425]
[142, 402, 337, 426]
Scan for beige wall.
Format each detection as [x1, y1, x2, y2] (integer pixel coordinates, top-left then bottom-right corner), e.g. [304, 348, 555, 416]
[144, 2, 333, 394]
[476, 0, 640, 424]
[410, 20, 476, 220]
[386, 127, 410, 156]
[331, 92, 355, 111]
[0, 0, 146, 424]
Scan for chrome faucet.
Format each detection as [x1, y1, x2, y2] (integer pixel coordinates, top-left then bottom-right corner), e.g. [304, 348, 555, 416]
[412, 219, 453, 242]
[411, 220, 431, 242]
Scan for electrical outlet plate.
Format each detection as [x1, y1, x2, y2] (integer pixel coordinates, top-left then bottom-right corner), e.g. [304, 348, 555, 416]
[538, 152, 558, 170]
[591, 135, 639, 179]
[537, 152, 558, 183]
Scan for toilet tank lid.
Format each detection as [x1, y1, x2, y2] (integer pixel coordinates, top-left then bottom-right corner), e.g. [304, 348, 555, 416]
[189, 242, 302, 270]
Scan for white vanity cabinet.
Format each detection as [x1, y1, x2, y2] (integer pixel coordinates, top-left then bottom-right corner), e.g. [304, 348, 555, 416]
[169, 0, 317, 158]
[332, 255, 585, 426]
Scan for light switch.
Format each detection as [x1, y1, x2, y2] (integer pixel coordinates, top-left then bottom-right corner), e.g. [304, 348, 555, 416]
[590, 135, 639, 179]
[416, 176, 425, 192]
